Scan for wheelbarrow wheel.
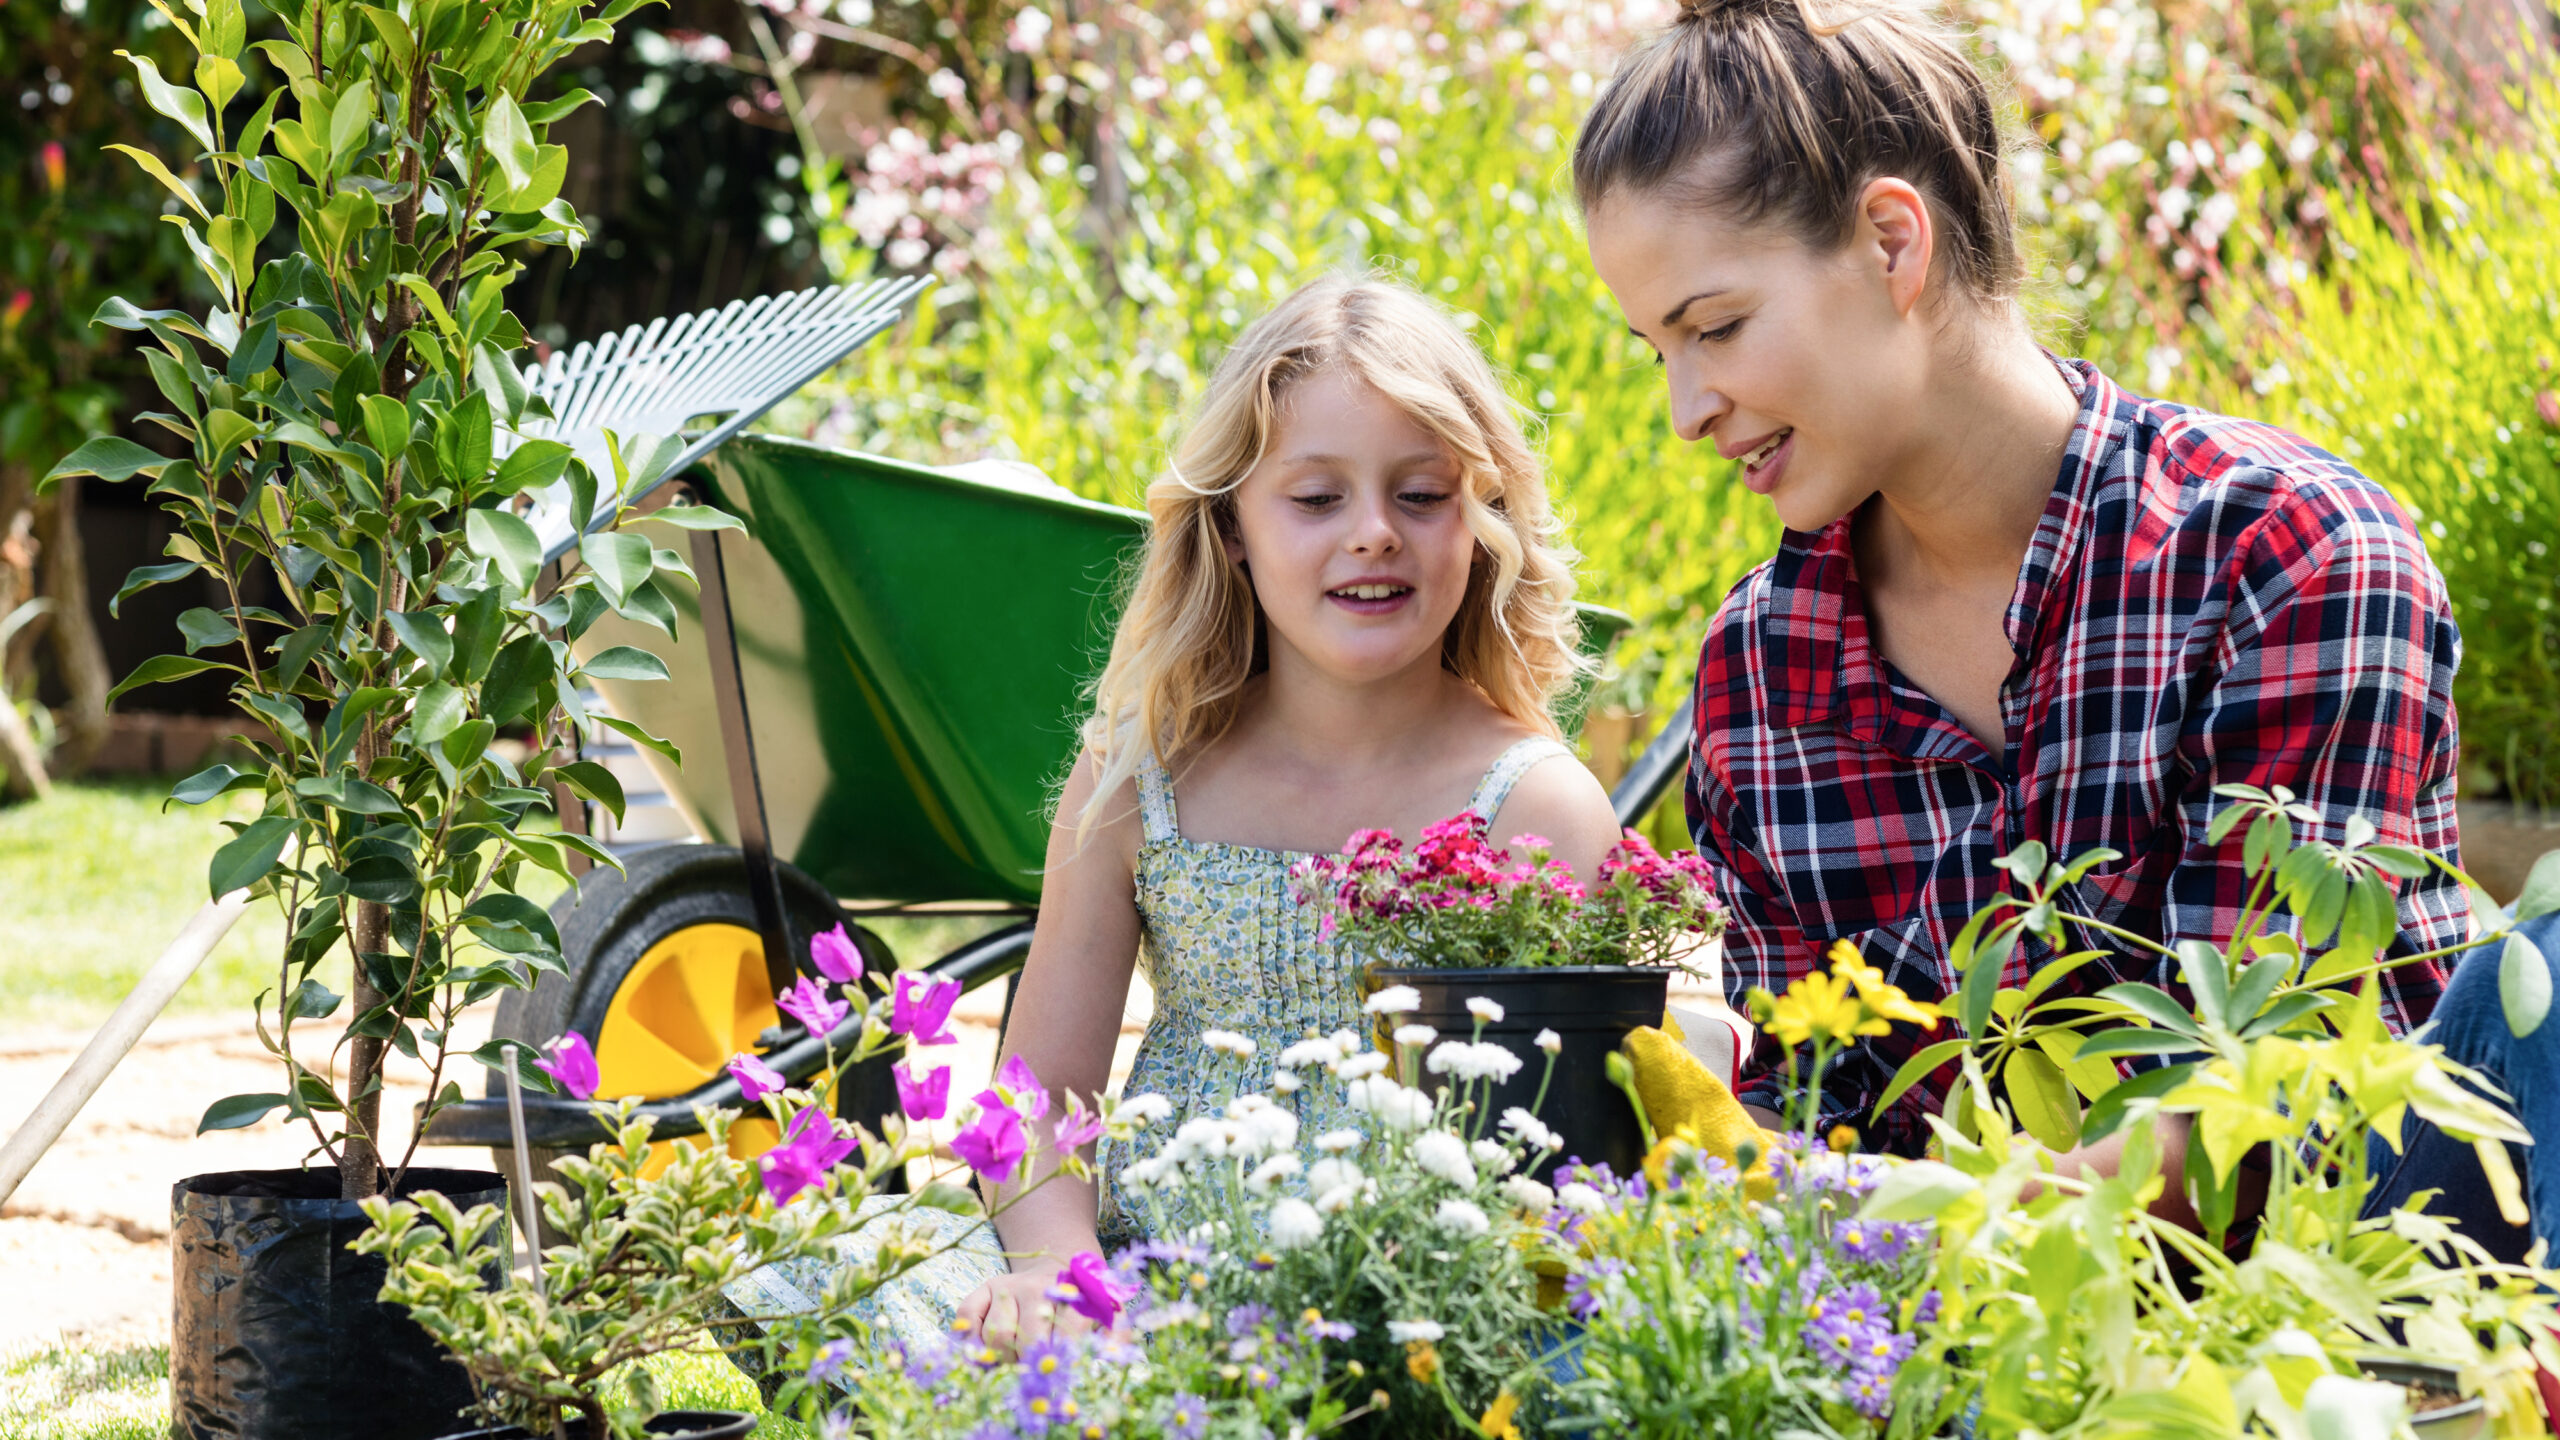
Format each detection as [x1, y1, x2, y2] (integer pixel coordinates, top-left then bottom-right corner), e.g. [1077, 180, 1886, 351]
[485, 843, 883, 1210]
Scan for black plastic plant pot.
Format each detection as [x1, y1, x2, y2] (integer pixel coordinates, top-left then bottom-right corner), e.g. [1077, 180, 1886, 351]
[1361, 965, 1668, 1183]
[437, 1410, 760, 1440]
[172, 1166, 508, 1440]
[2357, 1360, 2488, 1440]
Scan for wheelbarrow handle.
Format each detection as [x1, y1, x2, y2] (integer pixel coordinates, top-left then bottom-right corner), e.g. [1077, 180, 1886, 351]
[420, 918, 1037, 1149]
[1609, 694, 1695, 832]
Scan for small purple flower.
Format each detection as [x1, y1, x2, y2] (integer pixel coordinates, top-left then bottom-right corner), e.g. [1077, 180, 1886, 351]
[777, 974, 850, 1037]
[728, 1052, 786, 1102]
[758, 1105, 860, 1205]
[1302, 1314, 1356, 1343]
[1563, 1259, 1626, 1319]
[1802, 1283, 1892, 1370]
[1224, 1303, 1273, 1338]
[807, 1337, 856, 1384]
[992, 1052, 1051, 1120]
[1012, 1337, 1076, 1430]
[809, 924, 866, 985]
[1911, 1289, 1942, 1327]
[894, 1061, 950, 1121]
[1832, 1217, 1928, 1266]
[1048, 1250, 1137, 1328]
[1846, 1366, 1895, 1418]
[951, 1103, 1028, 1183]
[532, 1032, 599, 1099]
[1158, 1392, 1210, 1440]
[891, 972, 961, 1046]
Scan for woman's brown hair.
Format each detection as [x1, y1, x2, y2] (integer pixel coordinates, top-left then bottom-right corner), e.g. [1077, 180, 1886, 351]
[1572, 0, 2025, 305]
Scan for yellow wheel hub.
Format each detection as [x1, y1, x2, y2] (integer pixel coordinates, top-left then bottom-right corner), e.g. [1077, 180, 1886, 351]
[594, 921, 787, 1167]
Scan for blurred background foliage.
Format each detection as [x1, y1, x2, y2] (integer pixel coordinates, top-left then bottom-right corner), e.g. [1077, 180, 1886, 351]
[5, 0, 2555, 811]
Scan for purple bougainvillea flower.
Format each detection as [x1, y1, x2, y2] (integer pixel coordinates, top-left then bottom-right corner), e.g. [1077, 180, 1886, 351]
[950, 1103, 1028, 1184]
[727, 1052, 787, 1102]
[990, 1052, 1051, 1120]
[891, 972, 961, 1046]
[894, 1061, 950, 1121]
[777, 974, 850, 1038]
[758, 1105, 860, 1205]
[808, 924, 865, 985]
[1046, 1249, 1138, 1328]
[533, 1032, 599, 1100]
[1051, 1097, 1104, 1152]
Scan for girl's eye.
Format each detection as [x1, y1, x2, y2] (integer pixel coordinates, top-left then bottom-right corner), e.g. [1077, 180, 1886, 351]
[1400, 489, 1452, 507]
[1702, 319, 1743, 344]
[1291, 493, 1340, 511]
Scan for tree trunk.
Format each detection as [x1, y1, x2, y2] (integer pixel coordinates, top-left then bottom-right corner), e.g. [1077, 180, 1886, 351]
[0, 464, 51, 801]
[35, 478, 111, 776]
[343, 898, 389, 1200]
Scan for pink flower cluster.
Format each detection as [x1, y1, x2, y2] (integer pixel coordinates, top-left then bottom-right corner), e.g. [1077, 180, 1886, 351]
[1291, 815, 1723, 971]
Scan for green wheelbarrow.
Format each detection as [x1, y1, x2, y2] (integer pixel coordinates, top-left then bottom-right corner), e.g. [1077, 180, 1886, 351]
[418, 429, 1688, 1176]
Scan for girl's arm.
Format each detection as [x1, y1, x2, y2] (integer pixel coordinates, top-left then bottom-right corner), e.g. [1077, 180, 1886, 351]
[1484, 752, 1622, 882]
[959, 749, 1145, 1352]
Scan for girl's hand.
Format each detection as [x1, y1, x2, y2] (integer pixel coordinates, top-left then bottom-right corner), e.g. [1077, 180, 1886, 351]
[959, 1258, 1097, 1358]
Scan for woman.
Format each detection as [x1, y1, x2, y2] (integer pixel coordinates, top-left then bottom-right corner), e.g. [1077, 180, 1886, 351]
[1573, 0, 2560, 1253]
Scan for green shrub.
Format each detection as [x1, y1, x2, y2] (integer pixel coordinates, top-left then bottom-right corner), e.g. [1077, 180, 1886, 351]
[2217, 118, 2560, 810]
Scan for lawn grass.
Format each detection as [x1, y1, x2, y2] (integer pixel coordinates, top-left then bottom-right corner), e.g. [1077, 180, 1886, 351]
[0, 1332, 809, 1439]
[0, 777, 570, 1034]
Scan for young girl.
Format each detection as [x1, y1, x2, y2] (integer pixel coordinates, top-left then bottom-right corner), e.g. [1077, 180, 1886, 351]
[954, 275, 1622, 1350]
[1574, 0, 2560, 1256]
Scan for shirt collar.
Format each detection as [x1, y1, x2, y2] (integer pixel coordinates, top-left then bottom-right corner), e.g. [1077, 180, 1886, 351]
[1758, 356, 2112, 730]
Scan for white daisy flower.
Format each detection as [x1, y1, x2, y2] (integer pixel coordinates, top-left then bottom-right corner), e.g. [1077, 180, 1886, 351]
[1202, 1029, 1258, 1058]
[1267, 1197, 1324, 1250]
[1499, 1175, 1556, 1213]
[1433, 1198, 1491, 1237]
[1465, 997, 1505, 1024]
[1385, 1320, 1444, 1343]
[1499, 1107, 1561, 1152]
[1534, 1028, 1562, 1055]
[1412, 1131, 1476, 1187]
[1363, 985, 1422, 1016]
[1391, 1023, 1438, 1049]
[1314, 1128, 1365, 1154]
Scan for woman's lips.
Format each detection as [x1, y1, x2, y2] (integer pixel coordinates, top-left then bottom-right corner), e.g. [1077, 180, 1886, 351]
[1742, 429, 1796, 496]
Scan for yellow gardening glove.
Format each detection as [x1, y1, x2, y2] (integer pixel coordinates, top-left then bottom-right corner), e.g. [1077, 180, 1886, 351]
[1621, 1021, 1781, 1195]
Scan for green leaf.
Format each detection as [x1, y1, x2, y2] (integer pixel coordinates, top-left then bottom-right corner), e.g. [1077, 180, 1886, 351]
[1958, 925, 2012, 1037]
[1872, 1037, 1973, 1121]
[2174, 940, 2230, 1031]
[480, 635, 554, 726]
[466, 508, 542, 594]
[412, 682, 466, 744]
[103, 143, 211, 219]
[578, 645, 670, 682]
[461, 893, 560, 953]
[176, 606, 240, 654]
[494, 439, 574, 498]
[489, 144, 567, 213]
[285, 977, 342, 1022]
[273, 625, 328, 689]
[2240, 990, 2337, 1038]
[328, 84, 375, 161]
[620, 576, 681, 638]
[45, 436, 172, 487]
[197, 1093, 289, 1134]
[2513, 851, 2560, 925]
[2079, 1061, 2192, 1144]
[112, 561, 200, 618]
[471, 342, 530, 426]
[107, 654, 237, 706]
[482, 94, 540, 194]
[171, 764, 249, 806]
[385, 610, 454, 677]
[551, 759, 626, 823]
[2003, 1048, 2080, 1152]
[2072, 1028, 2206, 1061]
[436, 401, 495, 484]
[639, 502, 744, 533]
[119, 51, 215, 156]
[2091, 982, 2204, 1036]
[1857, 1160, 1978, 1222]
[593, 714, 680, 767]
[581, 530, 651, 608]
[209, 815, 297, 897]
[2501, 930, 2550, 1039]
[448, 588, 504, 685]
[359, 394, 412, 462]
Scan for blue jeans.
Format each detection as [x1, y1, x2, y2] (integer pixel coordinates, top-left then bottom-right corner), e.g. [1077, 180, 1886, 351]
[2361, 910, 2560, 1265]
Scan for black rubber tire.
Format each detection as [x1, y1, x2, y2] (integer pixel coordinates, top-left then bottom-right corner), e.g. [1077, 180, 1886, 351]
[484, 843, 882, 1208]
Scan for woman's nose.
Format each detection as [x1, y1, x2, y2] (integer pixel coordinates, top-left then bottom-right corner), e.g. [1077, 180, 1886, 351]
[1668, 362, 1729, 446]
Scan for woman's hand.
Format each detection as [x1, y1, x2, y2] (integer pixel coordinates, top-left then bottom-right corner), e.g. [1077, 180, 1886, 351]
[958, 1258, 1096, 1357]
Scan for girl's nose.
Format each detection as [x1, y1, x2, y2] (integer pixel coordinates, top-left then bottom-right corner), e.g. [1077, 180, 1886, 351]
[1347, 494, 1402, 555]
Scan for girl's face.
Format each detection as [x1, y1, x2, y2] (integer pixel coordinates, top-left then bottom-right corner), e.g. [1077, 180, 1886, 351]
[1225, 370, 1479, 686]
[1585, 183, 1933, 534]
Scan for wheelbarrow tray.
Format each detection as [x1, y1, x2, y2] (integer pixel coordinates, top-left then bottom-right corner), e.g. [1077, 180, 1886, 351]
[575, 432, 1633, 909]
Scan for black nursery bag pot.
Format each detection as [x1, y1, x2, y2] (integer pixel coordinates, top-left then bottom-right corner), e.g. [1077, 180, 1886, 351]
[437, 1411, 758, 1440]
[1361, 964, 1668, 1182]
[171, 1166, 508, 1440]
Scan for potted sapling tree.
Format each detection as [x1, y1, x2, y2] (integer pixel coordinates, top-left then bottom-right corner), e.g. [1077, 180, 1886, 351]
[42, 0, 716, 1430]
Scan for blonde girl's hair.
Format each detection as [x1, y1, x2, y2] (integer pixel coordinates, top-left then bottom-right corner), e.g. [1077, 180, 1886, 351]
[1076, 275, 1584, 832]
[1573, 0, 2027, 307]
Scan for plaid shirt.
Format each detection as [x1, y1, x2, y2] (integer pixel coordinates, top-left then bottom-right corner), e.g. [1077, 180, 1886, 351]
[1689, 359, 2469, 1155]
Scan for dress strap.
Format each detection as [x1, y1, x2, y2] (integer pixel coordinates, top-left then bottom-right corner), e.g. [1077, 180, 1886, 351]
[1466, 736, 1575, 827]
[1132, 750, 1181, 844]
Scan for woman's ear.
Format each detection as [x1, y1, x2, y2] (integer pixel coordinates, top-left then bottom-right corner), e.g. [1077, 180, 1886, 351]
[1858, 177, 1935, 319]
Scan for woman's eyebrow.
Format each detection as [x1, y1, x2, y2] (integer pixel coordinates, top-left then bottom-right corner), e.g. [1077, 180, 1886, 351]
[1660, 288, 1733, 327]
[1280, 450, 1450, 470]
